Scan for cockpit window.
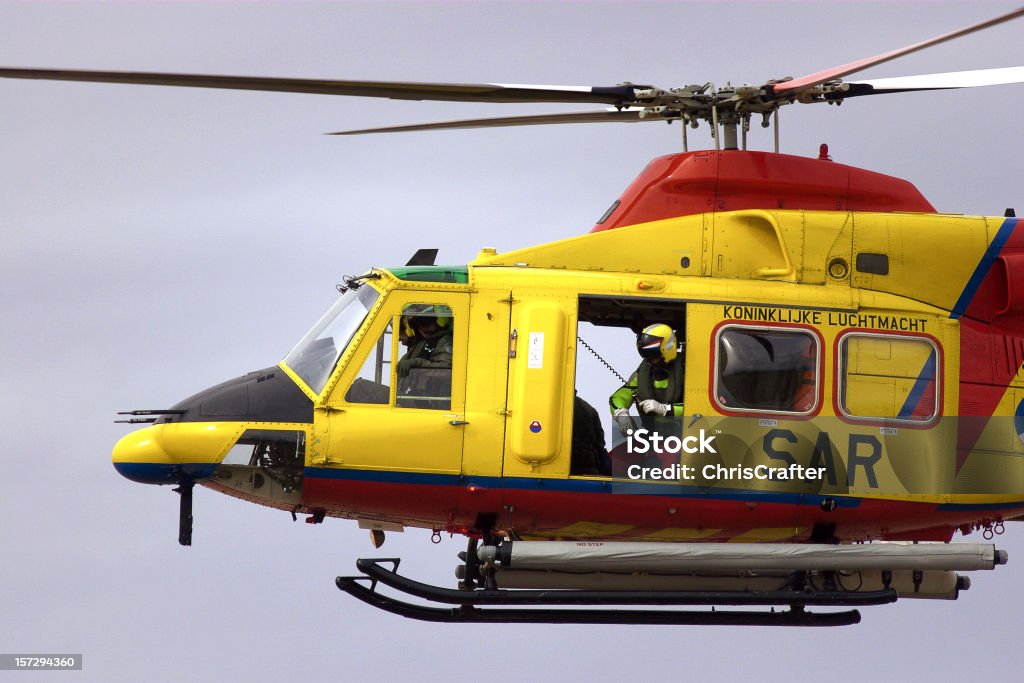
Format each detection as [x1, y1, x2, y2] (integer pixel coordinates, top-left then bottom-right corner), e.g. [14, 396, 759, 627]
[284, 285, 381, 394]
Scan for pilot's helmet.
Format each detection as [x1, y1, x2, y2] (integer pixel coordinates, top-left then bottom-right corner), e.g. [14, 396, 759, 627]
[637, 323, 677, 363]
[402, 304, 452, 336]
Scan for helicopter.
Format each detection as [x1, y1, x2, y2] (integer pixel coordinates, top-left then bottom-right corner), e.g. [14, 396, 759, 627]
[5, 6, 1024, 627]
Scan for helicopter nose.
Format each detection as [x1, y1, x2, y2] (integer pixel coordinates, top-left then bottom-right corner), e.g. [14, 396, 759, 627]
[112, 422, 240, 485]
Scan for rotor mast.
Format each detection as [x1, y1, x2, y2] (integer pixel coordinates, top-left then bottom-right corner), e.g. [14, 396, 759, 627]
[664, 82, 783, 153]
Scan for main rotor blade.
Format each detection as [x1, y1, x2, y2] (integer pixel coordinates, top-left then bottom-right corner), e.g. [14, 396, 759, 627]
[327, 109, 651, 135]
[842, 65, 1024, 95]
[0, 67, 640, 105]
[773, 6, 1024, 95]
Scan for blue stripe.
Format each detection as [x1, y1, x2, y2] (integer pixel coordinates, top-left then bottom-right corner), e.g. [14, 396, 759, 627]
[306, 467, 463, 486]
[897, 349, 936, 419]
[304, 467, 860, 508]
[936, 502, 1024, 512]
[950, 217, 1018, 319]
[113, 462, 217, 485]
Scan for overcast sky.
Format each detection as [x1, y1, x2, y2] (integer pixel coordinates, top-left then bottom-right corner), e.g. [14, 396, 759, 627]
[2, 2, 1023, 681]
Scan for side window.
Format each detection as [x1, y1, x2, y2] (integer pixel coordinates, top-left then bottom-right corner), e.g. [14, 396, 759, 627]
[839, 333, 939, 423]
[715, 325, 819, 414]
[345, 322, 394, 405]
[395, 303, 454, 410]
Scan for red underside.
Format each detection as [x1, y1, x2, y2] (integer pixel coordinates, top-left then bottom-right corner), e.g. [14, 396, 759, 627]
[301, 477, 1018, 542]
[592, 149, 935, 231]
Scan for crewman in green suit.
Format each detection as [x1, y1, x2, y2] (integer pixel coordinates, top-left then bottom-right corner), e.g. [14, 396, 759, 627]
[610, 323, 684, 434]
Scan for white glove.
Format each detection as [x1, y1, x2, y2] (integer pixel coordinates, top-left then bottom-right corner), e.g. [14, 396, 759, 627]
[613, 408, 636, 434]
[640, 399, 671, 416]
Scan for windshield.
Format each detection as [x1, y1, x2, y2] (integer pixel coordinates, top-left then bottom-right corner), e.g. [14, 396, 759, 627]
[283, 285, 381, 394]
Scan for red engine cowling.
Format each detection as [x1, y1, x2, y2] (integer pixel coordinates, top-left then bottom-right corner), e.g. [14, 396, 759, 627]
[591, 149, 935, 231]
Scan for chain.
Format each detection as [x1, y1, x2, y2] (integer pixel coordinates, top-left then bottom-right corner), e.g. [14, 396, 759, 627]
[577, 336, 627, 384]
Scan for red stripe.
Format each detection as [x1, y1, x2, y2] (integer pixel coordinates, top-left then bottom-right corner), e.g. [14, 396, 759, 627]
[301, 475, 1022, 542]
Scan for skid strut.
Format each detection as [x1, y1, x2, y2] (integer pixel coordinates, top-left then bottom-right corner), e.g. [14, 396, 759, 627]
[336, 558, 892, 626]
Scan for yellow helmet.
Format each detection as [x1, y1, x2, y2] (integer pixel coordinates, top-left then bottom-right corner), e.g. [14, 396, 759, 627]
[402, 304, 452, 337]
[637, 323, 677, 363]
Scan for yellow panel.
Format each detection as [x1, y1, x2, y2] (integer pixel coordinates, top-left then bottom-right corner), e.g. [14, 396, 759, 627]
[155, 422, 248, 464]
[844, 375, 896, 418]
[112, 421, 309, 467]
[461, 290, 512, 477]
[712, 211, 794, 280]
[851, 214, 992, 313]
[551, 522, 636, 537]
[727, 528, 805, 542]
[645, 528, 723, 540]
[473, 212, 706, 276]
[510, 301, 568, 464]
[846, 336, 933, 379]
[473, 211, 996, 317]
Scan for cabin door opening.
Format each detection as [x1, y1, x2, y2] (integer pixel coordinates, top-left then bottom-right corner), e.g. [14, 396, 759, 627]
[572, 295, 689, 477]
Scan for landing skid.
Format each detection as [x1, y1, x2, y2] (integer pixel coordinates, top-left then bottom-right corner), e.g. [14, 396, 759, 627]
[335, 558, 895, 626]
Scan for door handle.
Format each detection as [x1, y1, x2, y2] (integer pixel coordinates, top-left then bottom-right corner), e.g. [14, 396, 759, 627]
[449, 420, 470, 426]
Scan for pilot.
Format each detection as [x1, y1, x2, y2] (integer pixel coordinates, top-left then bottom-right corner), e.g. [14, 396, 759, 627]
[609, 323, 684, 434]
[398, 314, 421, 349]
[396, 305, 453, 378]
